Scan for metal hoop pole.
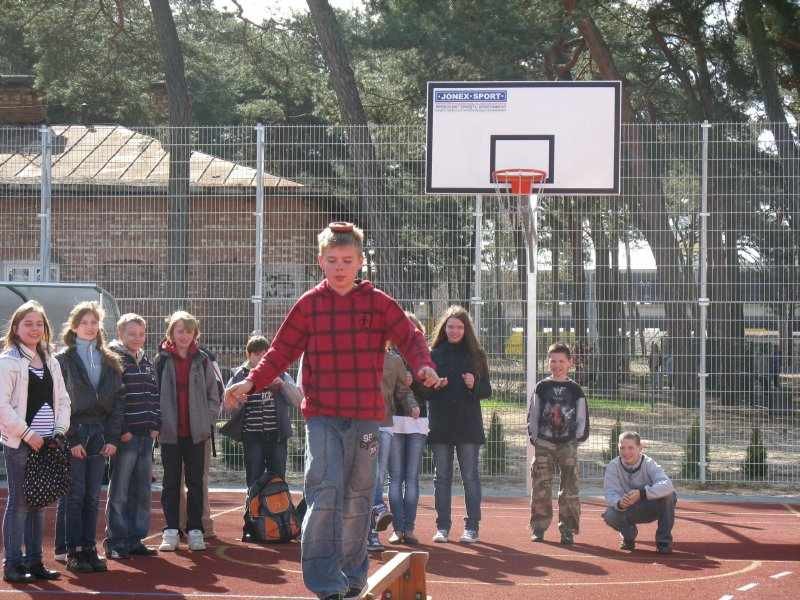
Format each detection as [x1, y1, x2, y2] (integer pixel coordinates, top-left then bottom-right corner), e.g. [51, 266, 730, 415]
[525, 190, 539, 496]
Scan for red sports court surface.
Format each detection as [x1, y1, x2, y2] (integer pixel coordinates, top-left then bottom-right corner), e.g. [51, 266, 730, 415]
[0, 491, 797, 600]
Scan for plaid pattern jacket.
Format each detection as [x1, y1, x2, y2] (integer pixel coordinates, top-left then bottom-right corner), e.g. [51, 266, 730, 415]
[247, 280, 434, 421]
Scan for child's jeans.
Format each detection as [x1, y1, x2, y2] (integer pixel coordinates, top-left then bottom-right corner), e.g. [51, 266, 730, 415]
[301, 416, 379, 599]
[63, 423, 107, 551]
[105, 433, 154, 551]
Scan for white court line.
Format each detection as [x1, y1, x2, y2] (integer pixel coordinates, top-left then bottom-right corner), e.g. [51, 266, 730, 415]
[770, 571, 793, 579]
[718, 595, 734, 600]
[736, 583, 758, 591]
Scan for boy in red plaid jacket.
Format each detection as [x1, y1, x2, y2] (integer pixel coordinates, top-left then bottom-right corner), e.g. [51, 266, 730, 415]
[226, 222, 440, 600]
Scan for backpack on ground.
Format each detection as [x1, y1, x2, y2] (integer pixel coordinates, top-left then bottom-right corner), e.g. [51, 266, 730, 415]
[243, 471, 302, 543]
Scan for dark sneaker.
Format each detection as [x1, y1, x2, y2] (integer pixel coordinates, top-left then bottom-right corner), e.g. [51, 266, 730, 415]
[84, 548, 108, 572]
[3, 565, 34, 583]
[27, 562, 61, 580]
[66, 551, 93, 574]
[560, 529, 574, 546]
[371, 504, 393, 532]
[656, 543, 673, 554]
[620, 525, 637, 551]
[531, 528, 545, 542]
[128, 543, 158, 556]
[366, 531, 384, 552]
[345, 586, 365, 597]
[620, 539, 636, 551]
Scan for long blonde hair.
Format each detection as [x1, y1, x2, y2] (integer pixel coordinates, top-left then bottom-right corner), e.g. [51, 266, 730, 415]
[2, 300, 52, 358]
[61, 301, 121, 373]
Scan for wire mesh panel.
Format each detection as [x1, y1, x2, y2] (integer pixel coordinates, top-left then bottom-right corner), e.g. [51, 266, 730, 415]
[1, 122, 798, 490]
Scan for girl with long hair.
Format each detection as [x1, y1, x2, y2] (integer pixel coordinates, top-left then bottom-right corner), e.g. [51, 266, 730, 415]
[55, 301, 124, 574]
[427, 305, 491, 544]
[0, 301, 70, 583]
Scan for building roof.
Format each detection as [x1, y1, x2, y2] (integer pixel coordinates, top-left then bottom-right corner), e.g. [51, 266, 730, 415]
[0, 124, 300, 188]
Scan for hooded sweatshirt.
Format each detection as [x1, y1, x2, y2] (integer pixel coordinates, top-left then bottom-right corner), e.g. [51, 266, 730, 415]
[246, 279, 435, 421]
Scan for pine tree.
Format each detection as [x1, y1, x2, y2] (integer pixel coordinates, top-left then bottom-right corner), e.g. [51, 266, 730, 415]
[482, 412, 508, 475]
[603, 416, 623, 462]
[681, 417, 710, 479]
[743, 427, 768, 480]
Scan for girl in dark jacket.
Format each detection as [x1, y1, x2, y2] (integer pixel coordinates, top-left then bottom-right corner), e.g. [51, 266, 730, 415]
[55, 301, 124, 574]
[427, 305, 491, 544]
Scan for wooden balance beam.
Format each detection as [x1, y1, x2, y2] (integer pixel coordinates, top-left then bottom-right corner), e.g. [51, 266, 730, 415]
[361, 550, 431, 600]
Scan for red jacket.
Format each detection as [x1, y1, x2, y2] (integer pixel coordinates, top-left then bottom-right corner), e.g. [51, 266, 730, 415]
[247, 280, 434, 421]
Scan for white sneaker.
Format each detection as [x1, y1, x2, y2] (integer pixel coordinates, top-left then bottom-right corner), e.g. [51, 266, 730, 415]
[159, 528, 180, 552]
[460, 529, 479, 543]
[54, 552, 67, 563]
[187, 529, 206, 551]
[432, 529, 449, 543]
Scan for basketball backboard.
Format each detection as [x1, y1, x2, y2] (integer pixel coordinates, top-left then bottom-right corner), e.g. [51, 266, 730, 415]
[425, 81, 621, 195]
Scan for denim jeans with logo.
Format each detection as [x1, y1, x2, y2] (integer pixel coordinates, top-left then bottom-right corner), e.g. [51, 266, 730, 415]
[301, 416, 379, 598]
[371, 430, 393, 507]
[2, 444, 45, 569]
[105, 434, 153, 551]
[387, 432, 426, 533]
[62, 423, 107, 551]
[431, 442, 482, 532]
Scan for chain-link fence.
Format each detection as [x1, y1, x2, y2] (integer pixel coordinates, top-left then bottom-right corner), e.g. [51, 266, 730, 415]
[1, 121, 798, 490]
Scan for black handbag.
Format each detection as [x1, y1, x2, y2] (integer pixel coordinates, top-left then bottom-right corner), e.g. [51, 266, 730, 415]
[24, 439, 71, 508]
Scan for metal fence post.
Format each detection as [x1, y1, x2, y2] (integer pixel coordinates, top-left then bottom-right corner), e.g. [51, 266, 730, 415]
[252, 123, 265, 335]
[39, 124, 52, 282]
[472, 194, 483, 333]
[699, 121, 711, 484]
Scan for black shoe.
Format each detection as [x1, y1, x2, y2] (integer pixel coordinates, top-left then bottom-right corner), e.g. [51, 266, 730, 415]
[27, 562, 61, 580]
[345, 587, 365, 598]
[620, 539, 636, 551]
[66, 551, 93, 574]
[3, 565, 34, 583]
[128, 543, 158, 557]
[656, 543, 673, 554]
[560, 529, 574, 546]
[84, 548, 108, 572]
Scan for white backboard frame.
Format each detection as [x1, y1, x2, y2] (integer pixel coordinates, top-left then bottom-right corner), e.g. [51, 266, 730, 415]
[425, 80, 622, 195]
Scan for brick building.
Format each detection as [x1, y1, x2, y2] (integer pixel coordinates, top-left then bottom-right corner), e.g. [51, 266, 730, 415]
[0, 76, 332, 361]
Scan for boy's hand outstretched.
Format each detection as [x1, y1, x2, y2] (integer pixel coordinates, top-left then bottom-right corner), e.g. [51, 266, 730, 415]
[225, 380, 254, 409]
[418, 366, 443, 388]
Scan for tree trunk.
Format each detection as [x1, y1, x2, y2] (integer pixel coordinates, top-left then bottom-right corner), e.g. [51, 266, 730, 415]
[568, 6, 697, 403]
[306, 0, 406, 299]
[551, 212, 561, 342]
[590, 209, 617, 393]
[149, 0, 191, 309]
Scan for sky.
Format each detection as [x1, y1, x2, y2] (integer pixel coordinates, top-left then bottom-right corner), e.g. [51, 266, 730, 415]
[214, 0, 364, 21]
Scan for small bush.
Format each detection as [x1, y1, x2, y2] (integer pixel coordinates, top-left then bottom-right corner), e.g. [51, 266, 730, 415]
[743, 427, 768, 480]
[681, 417, 710, 480]
[482, 412, 508, 475]
[602, 416, 623, 463]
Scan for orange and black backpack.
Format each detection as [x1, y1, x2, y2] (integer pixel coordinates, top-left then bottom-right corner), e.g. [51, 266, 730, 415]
[243, 471, 303, 543]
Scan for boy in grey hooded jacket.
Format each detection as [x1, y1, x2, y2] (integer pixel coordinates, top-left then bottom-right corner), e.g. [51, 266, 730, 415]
[603, 430, 677, 553]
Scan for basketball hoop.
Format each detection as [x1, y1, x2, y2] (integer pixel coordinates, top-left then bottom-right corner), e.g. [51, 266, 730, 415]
[491, 168, 547, 273]
[491, 168, 547, 195]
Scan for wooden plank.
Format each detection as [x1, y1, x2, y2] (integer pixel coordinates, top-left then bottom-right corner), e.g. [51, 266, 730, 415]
[364, 552, 411, 599]
[363, 551, 429, 600]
